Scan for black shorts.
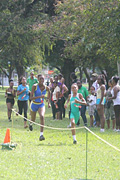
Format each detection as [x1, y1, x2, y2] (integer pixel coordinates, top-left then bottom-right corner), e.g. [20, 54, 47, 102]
[6, 98, 15, 105]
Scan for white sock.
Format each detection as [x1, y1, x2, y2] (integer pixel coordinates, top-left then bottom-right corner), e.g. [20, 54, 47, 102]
[30, 122, 33, 126]
[100, 128, 105, 132]
[73, 135, 76, 141]
[40, 132, 43, 136]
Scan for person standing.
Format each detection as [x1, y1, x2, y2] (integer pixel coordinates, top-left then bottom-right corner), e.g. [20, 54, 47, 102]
[60, 78, 68, 118]
[27, 71, 38, 102]
[65, 83, 87, 144]
[52, 81, 61, 120]
[105, 80, 115, 129]
[77, 80, 89, 126]
[91, 73, 100, 126]
[49, 77, 55, 119]
[108, 76, 120, 131]
[87, 86, 96, 127]
[5, 79, 16, 122]
[96, 75, 106, 132]
[91, 73, 99, 92]
[17, 76, 29, 128]
[30, 74, 51, 141]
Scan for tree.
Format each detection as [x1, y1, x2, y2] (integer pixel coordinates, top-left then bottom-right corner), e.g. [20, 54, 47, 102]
[44, 0, 119, 87]
[0, 0, 51, 79]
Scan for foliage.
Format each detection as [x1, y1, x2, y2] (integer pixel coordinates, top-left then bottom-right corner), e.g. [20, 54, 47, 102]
[0, 0, 52, 78]
[44, 0, 119, 80]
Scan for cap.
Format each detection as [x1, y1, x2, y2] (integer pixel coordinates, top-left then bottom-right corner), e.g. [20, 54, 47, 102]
[92, 73, 98, 77]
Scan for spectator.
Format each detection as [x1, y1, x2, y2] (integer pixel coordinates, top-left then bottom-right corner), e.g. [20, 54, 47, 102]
[27, 71, 38, 103]
[105, 80, 115, 129]
[60, 78, 68, 118]
[77, 80, 89, 126]
[96, 75, 106, 132]
[108, 76, 120, 132]
[49, 77, 55, 119]
[52, 81, 61, 120]
[91, 73, 99, 92]
[91, 73, 100, 126]
[87, 86, 96, 127]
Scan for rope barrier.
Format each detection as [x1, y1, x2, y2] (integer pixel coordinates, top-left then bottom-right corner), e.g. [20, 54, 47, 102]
[12, 109, 84, 131]
[85, 126, 120, 152]
[11, 109, 120, 152]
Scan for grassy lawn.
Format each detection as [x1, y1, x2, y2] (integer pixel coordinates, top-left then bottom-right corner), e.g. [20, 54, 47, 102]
[0, 89, 120, 180]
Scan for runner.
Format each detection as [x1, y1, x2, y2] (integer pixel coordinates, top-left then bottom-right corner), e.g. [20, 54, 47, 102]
[5, 79, 16, 122]
[65, 83, 87, 144]
[17, 76, 29, 128]
[29, 74, 51, 141]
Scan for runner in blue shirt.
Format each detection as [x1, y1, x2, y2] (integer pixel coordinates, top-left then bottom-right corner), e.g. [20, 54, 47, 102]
[17, 76, 29, 128]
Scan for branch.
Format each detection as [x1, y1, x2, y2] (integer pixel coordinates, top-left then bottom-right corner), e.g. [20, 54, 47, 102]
[0, 66, 9, 77]
[55, 66, 61, 72]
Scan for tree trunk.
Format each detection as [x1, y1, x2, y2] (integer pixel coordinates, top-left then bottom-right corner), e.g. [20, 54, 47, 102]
[16, 65, 25, 80]
[61, 59, 76, 94]
[83, 67, 91, 90]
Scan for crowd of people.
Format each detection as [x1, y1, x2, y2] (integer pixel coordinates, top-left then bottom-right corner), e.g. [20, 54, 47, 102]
[5, 71, 120, 144]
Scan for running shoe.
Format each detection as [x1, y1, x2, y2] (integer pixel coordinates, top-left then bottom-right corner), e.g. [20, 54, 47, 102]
[73, 140, 77, 144]
[39, 135, 45, 141]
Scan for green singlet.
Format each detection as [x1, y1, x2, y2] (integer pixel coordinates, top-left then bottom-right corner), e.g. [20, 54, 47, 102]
[70, 93, 80, 124]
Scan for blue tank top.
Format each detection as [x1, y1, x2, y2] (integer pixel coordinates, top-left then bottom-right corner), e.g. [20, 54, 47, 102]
[34, 85, 46, 103]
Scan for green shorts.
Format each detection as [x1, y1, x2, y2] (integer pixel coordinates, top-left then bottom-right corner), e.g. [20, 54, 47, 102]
[70, 111, 80, 124]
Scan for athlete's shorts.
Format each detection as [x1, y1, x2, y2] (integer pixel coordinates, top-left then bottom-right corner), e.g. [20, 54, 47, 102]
[70, 111, 80, 124]
[30, 102, 44, 112]
[6, 98, 15, 105]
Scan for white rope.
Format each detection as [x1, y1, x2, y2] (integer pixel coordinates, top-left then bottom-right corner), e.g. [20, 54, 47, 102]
[85, 126, 120, 152]
[12, 109, 84, 131]
[12, 109, 120, 152]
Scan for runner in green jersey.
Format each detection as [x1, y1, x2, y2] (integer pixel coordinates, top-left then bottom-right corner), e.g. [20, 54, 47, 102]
[65, 83, 87, 144]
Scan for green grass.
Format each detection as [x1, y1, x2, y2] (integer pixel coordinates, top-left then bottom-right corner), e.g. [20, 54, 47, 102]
[0, 89, 120, 180]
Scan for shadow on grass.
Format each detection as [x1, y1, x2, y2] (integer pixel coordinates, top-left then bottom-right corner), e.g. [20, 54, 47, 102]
[37, 142, 74, 147]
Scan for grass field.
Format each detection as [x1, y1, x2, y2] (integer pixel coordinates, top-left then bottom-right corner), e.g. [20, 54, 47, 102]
[0, 89, 120, 180]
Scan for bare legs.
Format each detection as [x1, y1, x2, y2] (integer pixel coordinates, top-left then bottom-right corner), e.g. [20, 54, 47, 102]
[97, 104, 105, 131]
[30, 106, 45, 140]
[90, 115, 94, 127]
[7, 103, 13, 121]
[38, 106, 45, 133]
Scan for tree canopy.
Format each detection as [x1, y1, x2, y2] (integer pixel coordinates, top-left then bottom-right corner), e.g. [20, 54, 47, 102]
[1, 0, 120, 85]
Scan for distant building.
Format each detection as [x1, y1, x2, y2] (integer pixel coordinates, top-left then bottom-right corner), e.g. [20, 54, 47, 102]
[0, 70, 18, 87]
